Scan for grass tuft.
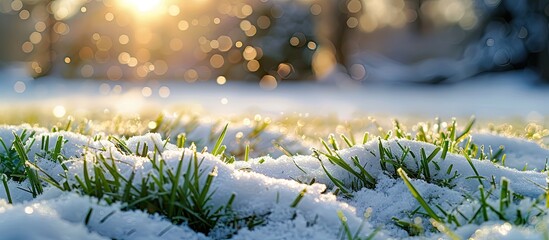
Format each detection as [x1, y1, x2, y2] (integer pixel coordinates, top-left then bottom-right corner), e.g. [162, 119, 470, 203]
[1, 115, 548, 239]
[46, 145, 233, 234]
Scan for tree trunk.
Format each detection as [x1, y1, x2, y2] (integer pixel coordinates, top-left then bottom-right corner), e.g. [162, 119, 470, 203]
[33, 0, 54, 78]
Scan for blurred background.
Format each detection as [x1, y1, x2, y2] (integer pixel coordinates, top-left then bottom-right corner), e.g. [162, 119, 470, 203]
[1, 0, 548, 86]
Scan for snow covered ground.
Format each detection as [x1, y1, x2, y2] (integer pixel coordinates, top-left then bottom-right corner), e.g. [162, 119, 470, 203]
[0, 120, 548, 239]
[1, 65, 549, 239]
[1, 64, 548, 121]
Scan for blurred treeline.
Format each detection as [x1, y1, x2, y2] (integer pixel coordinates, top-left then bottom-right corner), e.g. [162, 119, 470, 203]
[0, 0, 548, 83]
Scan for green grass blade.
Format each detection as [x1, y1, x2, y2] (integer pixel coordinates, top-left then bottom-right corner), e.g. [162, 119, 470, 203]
[109, 136, 132, 155]
[12, 132, 29, 163]
[329, 134, 339, 151]
[441, 140, 449, 160]
[430, 219, 461, 240]
[290, 188, 307, 208]
[463, 151, 484, 186]
[244, 144, 250, 162]
[456, 117, 475, 143]
[340, 134, 354, 148]
[317, 158, 351, 196]
[362, 132, 369, 145]
[397, 168, 442, 222]
[320, 139, 333, 156]
[1, 174, 12, 204]
[84, 208, 93, 225]
[211, 124, 228, 156]
[500, 178, 509, 212]
[177, 133, 186, 148]
[337, 210, 352, 240]
[273, 142, 294, 157]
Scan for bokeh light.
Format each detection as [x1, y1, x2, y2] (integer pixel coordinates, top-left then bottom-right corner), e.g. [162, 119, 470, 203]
[0, 0, 545, 86]
[52, 105, 66, 118]
[259, 75, 277, 90]
[13, 81, 26, 93]
[216, 76, 227, 85]
[220, 97, 228, 105]
[159, 86, 170, 98]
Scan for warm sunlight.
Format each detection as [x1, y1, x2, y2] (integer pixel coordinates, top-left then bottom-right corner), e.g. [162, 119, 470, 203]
[1, 0, 549, 239]
[119, 0, 163, 14]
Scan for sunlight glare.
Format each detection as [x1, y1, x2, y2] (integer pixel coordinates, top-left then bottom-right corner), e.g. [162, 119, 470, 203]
[24, 206, 34, 215]
[120, 0, 163, 13]
[53, 106, 66, 118]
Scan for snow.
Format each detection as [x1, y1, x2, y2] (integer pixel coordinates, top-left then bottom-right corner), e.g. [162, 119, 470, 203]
[150, 117, 311, 158]
[241, 138, 547, 197]
[0, 193, 204, 240]
[467, 222, 543, 240]
[1, 0, 547, 237]
[470, 133, 549, 171]
[1, 64, 548, 120]
[1, 124, 549, 239]
[1, 62, 548, 239]
[0, 198, 106, 240]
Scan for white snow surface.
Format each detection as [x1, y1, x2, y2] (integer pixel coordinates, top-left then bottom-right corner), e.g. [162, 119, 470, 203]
[470, 133, 549, 171]
[1, 65, 548, 120]
[1, 124, 549, 239]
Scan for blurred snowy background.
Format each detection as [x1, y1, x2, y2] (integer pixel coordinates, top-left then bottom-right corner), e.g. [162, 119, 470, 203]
[1, 0, 548, 121]
[1, 0, 548, 84]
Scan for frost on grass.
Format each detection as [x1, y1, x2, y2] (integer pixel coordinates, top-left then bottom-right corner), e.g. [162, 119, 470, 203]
[242, 139, 546, 197]
[0, 127, 373, 239]
[470, 133, 549, 171]
[149, 115, 312, 159]
[1, 123, 549, 239]
[0, 193, 203, 240]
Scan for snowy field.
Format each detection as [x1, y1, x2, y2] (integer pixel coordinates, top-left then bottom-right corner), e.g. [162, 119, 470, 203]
[1, 64, 549, 121]
[1, 67, 549, 239]
[1, 119, 548, 240]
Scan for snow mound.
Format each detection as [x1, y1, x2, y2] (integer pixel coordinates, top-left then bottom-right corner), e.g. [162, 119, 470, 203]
[157, 117, 312, 158]
[1, 125, 549, 239]
[242, 138, 547, 197]
[0, 193, 204, 240]
[471, 133, 549, 171]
